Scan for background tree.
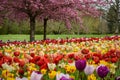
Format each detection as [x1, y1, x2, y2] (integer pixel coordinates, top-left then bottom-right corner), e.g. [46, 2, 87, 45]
[0, 0, 47, 41]
[40, 0, 108, 40]
[0, 0, 7, 24]
[104, 0, 120, 34]
[0, 0, 108, 41]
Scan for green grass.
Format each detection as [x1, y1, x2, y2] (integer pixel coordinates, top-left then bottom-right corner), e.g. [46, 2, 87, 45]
[0, 34, 115, 42]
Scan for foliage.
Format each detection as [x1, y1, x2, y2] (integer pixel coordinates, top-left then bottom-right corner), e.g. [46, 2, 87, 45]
[0, 0, 109, 41]
[0, 17, 109, 35]
[105, 0, 120, 34]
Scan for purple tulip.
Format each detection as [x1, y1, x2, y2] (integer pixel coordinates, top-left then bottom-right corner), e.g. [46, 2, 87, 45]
[0, 78, 3, 80]
[96, 65, 109, 78]
[75, 59, 86, 71]
[115, 76, 120, 80]
[34, 71, 41, 74]
[60, 76, 74, 80]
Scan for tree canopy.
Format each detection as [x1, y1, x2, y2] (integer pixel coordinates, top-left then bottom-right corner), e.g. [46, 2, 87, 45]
[0, 0, 108, 41]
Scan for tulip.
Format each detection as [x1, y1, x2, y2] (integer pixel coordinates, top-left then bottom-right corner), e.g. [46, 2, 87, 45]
[60, 76, 73, 80]
[81, 49, 89, 54]
[115, 76, 120, 80]
[15, 77, 28, 80]
[58, 62, 66, 68]
[48, 63, 56, 71]
[2, 70, 8, 78]
[30, 71, 43, 80]
[41, 69, 47, 75]
[7, 77, 15, 80]
[96, 65, 109, 78]
[84, 65, 95, 75]
[56, 73, 73, 80]
[48, 71, 56, 79]
[109, 63, 117, 74]
[0, 78, 3, 80]
[75, 59, 86, 71]
[87, 74, 96, 80]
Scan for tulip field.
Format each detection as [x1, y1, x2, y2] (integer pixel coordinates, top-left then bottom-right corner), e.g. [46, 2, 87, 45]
[0, 35, 120, 80]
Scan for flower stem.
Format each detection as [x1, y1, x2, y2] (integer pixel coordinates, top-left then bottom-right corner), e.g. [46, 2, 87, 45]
[79, 71, 82, 80]
[102, 78, 105, 80]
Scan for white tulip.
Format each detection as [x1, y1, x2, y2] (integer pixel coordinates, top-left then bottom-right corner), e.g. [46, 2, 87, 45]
[16, 77, 28, 80]
[48, 63, 56, 71]
[84, 65, 95, 75]
[56, 73, 70, 80]
[30, 71, 43, 80]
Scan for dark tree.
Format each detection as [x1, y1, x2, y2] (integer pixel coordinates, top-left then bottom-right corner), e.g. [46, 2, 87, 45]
[105, 0, 120, 34]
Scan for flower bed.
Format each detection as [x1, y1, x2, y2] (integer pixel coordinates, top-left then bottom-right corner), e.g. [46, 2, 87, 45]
[0, 36, 120, 80]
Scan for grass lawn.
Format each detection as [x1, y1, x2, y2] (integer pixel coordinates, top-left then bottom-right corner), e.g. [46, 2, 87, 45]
[0, 34, 116, 42]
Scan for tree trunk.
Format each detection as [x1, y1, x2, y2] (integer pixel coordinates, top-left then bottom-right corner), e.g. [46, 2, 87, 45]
[43, 18, 48, 40]
[115, 24, 119, 34]
[30, 16, 35, 42]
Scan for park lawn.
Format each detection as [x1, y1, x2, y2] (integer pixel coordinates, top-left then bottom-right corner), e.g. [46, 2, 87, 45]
[0, 34, 115, 42]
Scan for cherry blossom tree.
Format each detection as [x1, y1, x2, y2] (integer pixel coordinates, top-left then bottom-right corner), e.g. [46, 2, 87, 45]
[0, 0, 7, 24]
[41, 0, 108, 40]
[0, 0, 108, 41]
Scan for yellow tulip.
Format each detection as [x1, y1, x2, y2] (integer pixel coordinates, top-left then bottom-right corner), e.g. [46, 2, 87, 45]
[7, 77, 15, 80]
[28, 77, 30, 80]
[57, 71, 61, 74]
[66, 66, 71, 73]
[88, 74, 96, 80]
[109, 63, 117, 74]
[7, 73, 14, 78]
[48, 71, 56, 79]
[29, 67, 37, 71]
[2, 70, 8, 78]
[27, 71, 31, 76]
[41, 69, 47, 75]
[70, 66, 76, 73]
[99, 60, 109, 66]
[70, 75, 75, 80]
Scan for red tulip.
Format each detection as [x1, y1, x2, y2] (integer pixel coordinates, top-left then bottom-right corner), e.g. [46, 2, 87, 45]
[68, 59, 73, 63]
[13, 57, 20, 63]
[18, 69, 24, 75]
[29, 59, 35, 63]
[36, 60, 44, 66]
[111, 53, 116, 58]
[14, 51, 20, 56]
[2, 56, 12, 64]
[19, 60, 25, 67]
[68, 53, 74, 59]
[0, 60, 3, 67]
[53, 55, 63, 64]
[111, 57, 118, 63]
[40, 63, 48, 70]
[116, 50, 120, 58]
[44, 54, 49, 58]
[93, 56, 99, 64]
[109, 49, 116, 54]
[104, 58, 111, 62]
[34, 56, 41, 62]
[84, 54, 91, 59]
[74, 55, 80, 60]
[0, 52, 3, 58]
[81, 49, 89, 54]
[30, 53, 35, 58]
